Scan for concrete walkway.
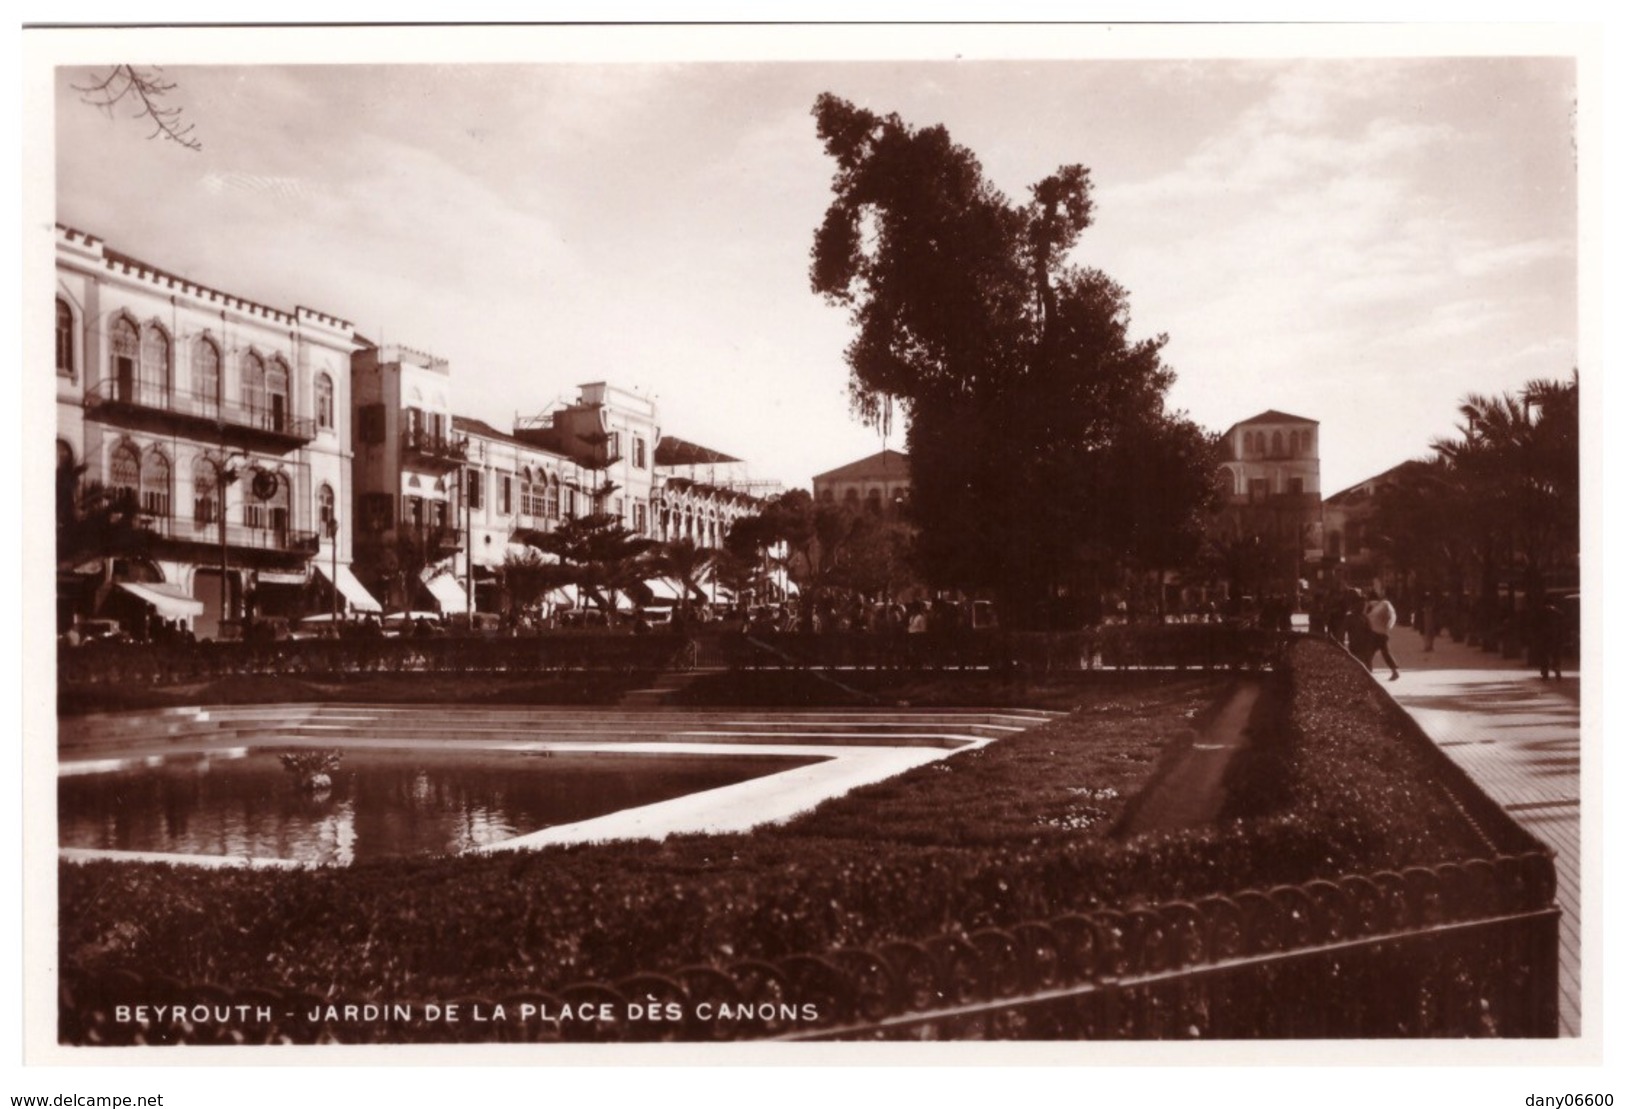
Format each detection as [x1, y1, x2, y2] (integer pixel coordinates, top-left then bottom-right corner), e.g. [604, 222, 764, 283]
[1374, 625, 1582, 1037]
[1118, 679, 1261, 834]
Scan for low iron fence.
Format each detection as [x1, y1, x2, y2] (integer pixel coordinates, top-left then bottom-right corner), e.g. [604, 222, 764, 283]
[706, 625, 1282, 673]
[58, 624, 1282, 688]
[59, 851, 1558, 1045]
[56, 633, 687, 686]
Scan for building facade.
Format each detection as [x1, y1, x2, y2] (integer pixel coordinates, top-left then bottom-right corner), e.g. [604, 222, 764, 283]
[811, 449, 911, 517]
[55, 226, 375, 640]
[1210, 410, 1324, 600]
[351, 366, 762, 615]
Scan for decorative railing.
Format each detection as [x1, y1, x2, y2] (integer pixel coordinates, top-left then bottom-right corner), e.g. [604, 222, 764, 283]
[711, 626, 1284, 673]
[56, 627, 1281, 686]
[400, 428, 467, 466]
[58, 852, 1558, 1045]
[56, 633, 692, 684]
[121, 513, 319, 555]
[83, 380, 316, 444]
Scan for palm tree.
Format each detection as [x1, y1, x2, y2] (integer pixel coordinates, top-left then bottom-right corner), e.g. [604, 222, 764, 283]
[56, 462, 148, 573]
[652, 536, 717, 622]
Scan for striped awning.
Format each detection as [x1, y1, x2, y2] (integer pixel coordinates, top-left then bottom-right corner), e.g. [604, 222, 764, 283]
[117, 582, 204, 620]
[314, 563, 383, 614]
[420, 570, 469, 614]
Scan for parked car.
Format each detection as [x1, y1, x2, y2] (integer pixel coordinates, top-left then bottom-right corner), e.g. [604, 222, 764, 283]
[65, 619, 127, 646]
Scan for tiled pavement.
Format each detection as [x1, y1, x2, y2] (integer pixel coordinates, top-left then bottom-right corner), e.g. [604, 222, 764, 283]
[1376, 626, 1582, 1037]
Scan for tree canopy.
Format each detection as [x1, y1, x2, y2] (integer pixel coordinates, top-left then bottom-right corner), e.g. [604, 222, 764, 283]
[1371, 373, 1579, 602]
[809, 94, 1218, 625]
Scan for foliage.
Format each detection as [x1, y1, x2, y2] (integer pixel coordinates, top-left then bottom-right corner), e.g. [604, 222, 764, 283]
[56, 462, 151, 573]
[499, 547, 571, 618]
[73, 65, 202, 151]
[808, 94, 1219, 625]
[1371, 373, 1579, 600]
[522, 512, 659, 613]
[649, 537, 717, 620]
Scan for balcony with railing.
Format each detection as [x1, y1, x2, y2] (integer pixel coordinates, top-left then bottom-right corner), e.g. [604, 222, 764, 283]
[400, 427, 468, 470]
[125, 510, 320, 560]
[82, 379, 317, 449]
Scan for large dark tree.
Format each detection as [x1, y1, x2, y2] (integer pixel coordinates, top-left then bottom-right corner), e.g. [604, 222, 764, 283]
[810, 94, 1217, 627]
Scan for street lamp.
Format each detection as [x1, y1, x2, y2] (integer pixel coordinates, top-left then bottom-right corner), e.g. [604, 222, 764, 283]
[327, 513, 340, 625]
[202, 449, 250, 633]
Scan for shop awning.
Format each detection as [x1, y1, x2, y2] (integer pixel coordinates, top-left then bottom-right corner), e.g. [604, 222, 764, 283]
[117, 582, 205, 620]
[257, 570, 307, 586]
[421, 570, 469, 614]
[314, 563, 383, 614]
[543, 583, 579, 609]
[643, 577, 684, 602]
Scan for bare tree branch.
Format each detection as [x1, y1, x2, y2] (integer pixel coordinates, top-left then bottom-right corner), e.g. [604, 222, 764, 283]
[72, 65, 202, 152]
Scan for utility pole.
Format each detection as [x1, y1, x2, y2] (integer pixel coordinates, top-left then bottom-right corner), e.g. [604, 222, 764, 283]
[329, 513, 340, 625]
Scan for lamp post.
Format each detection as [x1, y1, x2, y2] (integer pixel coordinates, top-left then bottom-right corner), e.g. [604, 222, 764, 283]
[328, 514, 340, 625]
[206, 448, 249, 634]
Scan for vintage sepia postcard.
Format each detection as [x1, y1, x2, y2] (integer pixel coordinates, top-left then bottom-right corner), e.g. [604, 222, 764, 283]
[19, 19, 1603, 1101]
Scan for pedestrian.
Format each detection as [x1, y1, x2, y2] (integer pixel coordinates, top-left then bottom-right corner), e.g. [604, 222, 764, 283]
[1531, 595, 1565, 680]
[1364, 590, 1401, 681]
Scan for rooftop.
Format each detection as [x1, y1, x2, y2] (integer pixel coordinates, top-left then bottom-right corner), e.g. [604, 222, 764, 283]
[812, 449, 911, 484]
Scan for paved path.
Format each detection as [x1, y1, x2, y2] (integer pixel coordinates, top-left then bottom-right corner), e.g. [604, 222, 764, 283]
[1374, 625, 1582, 1037]
[1119, 680, 1261, 834]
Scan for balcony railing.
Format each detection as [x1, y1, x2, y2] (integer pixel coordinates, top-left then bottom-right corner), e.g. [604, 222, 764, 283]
[400, 428, 468, 468]
[131, 512, 320, 555]
[83, 379, 317, 447]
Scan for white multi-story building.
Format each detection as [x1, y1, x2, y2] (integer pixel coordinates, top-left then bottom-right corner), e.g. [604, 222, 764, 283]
[55, 225, 377, 640]
[1210, 409, 1325, 598]
[352, 367, 764, 615]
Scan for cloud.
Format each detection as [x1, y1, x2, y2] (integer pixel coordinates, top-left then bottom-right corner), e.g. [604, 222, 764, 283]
[1455, 238, 1571, 278]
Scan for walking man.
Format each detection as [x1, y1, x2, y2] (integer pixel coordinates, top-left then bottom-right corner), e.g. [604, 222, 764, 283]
[1364, 590, 1401, 681]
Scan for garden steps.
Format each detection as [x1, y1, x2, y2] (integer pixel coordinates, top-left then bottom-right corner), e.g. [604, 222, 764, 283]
[58, 704, 1062, 756]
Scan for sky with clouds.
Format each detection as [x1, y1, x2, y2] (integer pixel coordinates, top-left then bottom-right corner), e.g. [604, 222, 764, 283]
[49, 37, 1579, 496]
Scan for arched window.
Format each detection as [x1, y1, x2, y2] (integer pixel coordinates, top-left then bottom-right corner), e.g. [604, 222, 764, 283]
[1271, 431, 1283, 456]
[140, 450, 171, 517]
[315, 373, 334, 430]
[241, 351, 267, 423]
[110, 317, 140, 401]
[193, 458, 217, 526]
[141, 325, 170, 397]
[542, 474, 559, 519]
[266, 357, 290, 431]
[1242, 431, 1252, 455]
[318, 483, 336, 536]
[56, 299, 74, 376]
[193, 339, 221, 407]
[57, 439, 74, 472]
[109, 443, 141, 508]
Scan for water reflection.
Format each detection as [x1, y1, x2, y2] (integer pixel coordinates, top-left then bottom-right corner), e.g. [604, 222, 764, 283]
[59, 748, 816, 865]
